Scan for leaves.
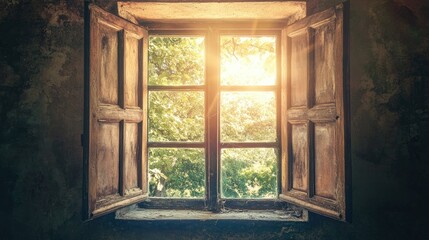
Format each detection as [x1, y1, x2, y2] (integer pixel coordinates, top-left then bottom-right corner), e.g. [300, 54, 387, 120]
[148, 36, 278, 199]
[221, 92, 276, 142]
[148, 37, 205, 86]
[221, 148, 277, 199]
[149, 148, 205, 198]
[149, 91, 204, 142]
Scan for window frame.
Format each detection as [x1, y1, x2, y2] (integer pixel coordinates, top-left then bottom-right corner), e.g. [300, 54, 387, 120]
[144, 28, 287, 212]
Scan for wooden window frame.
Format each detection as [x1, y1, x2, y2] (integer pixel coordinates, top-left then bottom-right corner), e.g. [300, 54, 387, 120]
[144, 28, 287, 212]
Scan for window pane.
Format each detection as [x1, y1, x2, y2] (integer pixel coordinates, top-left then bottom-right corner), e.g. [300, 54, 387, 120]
[149, 148, 205, 198]
[221, 148, 277, 199]
[149, 36, 205, 85]
[149, 91, 204, 142]
[220, 36, 276, 86]
[221, 92, 276, 142]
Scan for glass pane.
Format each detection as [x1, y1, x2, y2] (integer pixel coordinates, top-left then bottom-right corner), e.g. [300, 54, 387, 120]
[220, 36, 276, 86]
[149, 36, 205, 85]
[149, 148, 205, 198]
[149, 91, 205, 142]
[221, 148, 277, 199]
[221, 92, 276, 142]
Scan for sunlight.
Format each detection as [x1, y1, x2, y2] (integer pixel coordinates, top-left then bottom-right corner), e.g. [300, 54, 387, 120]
[220, 36, 276, 86]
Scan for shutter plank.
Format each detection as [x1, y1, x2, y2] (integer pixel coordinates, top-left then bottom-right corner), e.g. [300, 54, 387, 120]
[83, 4, 148, 220]
[280, 3, 350, 221]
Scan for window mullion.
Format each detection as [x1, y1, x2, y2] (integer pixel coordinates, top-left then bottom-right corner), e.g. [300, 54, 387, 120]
[206, 28, 220, 211]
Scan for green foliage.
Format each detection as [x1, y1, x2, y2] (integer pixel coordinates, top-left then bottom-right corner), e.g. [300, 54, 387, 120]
[149, 149, 205, 198]
[148, 36, 278, 199]
[221, 148, 277, 198]
[221, 92, 276, 142]
[149, 91, 204, 142]
[148, 37, 206, 198]
[148, 37, 204, 85]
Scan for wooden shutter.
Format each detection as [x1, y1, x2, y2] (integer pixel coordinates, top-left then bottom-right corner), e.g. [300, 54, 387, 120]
[83, 4, 148, 220]
[280, 3, 350, 221]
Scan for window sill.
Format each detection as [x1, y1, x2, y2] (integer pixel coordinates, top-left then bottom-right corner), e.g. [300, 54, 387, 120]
[115, 205, 308, 222]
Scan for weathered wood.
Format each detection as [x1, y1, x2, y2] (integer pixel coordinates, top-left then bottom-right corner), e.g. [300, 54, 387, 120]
[314, 19, 336, 105]
[145, 21, 286, 31]
[124, 31, 142, 108]
[98, 21, 120, 105]
[219, 85, 276, 91]
[148, 85, 205, 91]
[314, 122, 336, 200]
[93, 192, 147, 217]
[147, 142, 205, 148]
[96, 122, 120, 200]
[220, 142, 278, 148]
[97, 105, 143, 123]
[206, 28, 220, 212]
[83, 4, 149, 220]
[291, 124, 308, 192]
[139, 198, 207, 210]
[280, 3, 350, 221]
[117, 208, 307, 222]
[289, 31, 308, 107]
[287, 104, 337, 123]
[117, 1, 306, 22]
[124, 122, 140, 193]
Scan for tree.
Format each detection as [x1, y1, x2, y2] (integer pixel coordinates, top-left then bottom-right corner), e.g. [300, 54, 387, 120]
[148, 36, 277, 198]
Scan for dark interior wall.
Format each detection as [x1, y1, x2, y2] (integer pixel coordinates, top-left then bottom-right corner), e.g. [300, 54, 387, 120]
[0, 0, 428, 239]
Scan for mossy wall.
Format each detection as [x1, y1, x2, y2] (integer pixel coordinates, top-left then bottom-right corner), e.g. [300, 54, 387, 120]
[0, 0, 428, 239]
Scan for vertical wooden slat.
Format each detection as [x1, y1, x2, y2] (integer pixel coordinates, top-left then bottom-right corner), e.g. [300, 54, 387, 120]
[206, 28, 219, 211]
[119, 120, 125, 196]
[287, 123, 293, 191]
[141, 31, 149, 195]
[307, 26, 316, 199]
[281, 28, 289, 195]
[308, 121, 315, 198]
[307, 27, 316, 109]
[137, 122, 143, 190]
[275, 31, 282, 195]
[88, 5, 100, 218]
[138, 38, 143, 109]
[118, 30, 125, 109]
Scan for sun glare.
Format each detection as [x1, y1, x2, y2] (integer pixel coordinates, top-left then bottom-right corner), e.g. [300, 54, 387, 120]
[220, 36, 276, 86]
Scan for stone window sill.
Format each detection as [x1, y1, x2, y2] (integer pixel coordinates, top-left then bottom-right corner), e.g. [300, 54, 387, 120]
[115, 205, 308, 222]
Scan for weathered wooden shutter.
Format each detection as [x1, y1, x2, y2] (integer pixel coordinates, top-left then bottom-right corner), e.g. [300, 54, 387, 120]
[280, 3, 350, 221]
[83, 4, 148, 220]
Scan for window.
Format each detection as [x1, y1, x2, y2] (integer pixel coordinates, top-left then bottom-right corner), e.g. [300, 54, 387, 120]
[146, 34, 279, 202]
[83, 2, 350, 222]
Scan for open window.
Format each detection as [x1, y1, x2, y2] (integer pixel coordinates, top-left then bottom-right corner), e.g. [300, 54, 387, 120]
[83, 2, 350, 222]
